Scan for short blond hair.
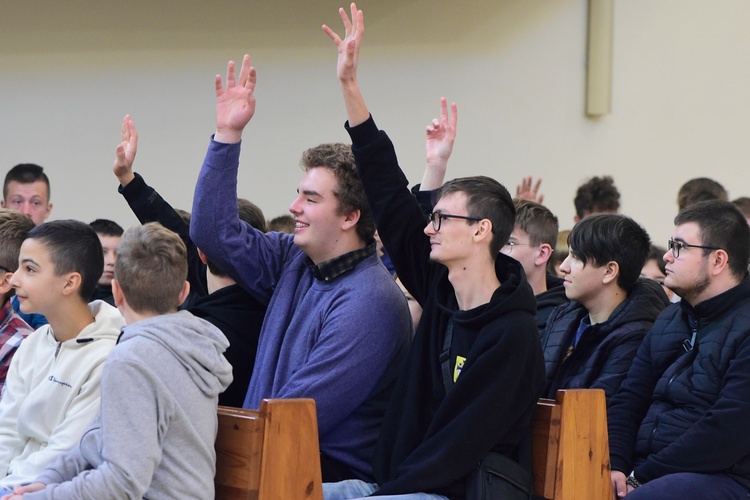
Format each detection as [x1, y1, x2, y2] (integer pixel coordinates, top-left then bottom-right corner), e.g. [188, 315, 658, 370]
[115, 223, 187, 314]
[0, 209, 35, 272]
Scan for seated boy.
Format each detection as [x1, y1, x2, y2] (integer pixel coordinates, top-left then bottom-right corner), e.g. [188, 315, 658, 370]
[88, 219, 124, 307]
[541, 214, 670, 400]
[6, 223, 233, 498]
[0, 220, 124, 490]
[0, 209, 35, 395]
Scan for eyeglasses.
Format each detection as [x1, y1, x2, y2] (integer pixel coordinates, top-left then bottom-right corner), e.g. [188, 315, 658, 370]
[501, 241, 534, 255]
[667, 238, 721, 259]
[428, 212, 483, 232]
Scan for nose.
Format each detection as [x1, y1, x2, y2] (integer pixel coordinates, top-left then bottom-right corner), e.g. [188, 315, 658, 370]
[663, 248, 674, 263]
[289, 195, 302, 216]
[8, 272, 19, 289]
[20, 202, 32, 215]
[424, 220, 435, 236]
[559, 255, 572, 274]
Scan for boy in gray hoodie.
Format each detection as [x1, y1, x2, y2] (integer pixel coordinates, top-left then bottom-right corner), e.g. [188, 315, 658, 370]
[5, 222, 233, 499]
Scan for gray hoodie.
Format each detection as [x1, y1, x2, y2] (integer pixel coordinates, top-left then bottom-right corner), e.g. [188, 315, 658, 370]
[28, 311, 233, 499]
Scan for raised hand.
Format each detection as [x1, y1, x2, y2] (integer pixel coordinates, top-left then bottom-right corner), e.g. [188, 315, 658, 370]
[322, 3, 364, 84]
[214, 54, 257, 144]
[113, 115, 138, 187]
[422, 97, 458, 190]
[516, 176, 544, 204]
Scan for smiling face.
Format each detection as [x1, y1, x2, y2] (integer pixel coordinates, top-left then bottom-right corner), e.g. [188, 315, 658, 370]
[9, 238, 68, 316]
[97, 234, 121, 287]
[288, 167, 351, 264]
[1, 181, 52, 226]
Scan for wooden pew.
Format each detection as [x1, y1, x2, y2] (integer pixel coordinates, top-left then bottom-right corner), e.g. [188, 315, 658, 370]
[215, 398, 323, 500]
[532, 389, 613, 500]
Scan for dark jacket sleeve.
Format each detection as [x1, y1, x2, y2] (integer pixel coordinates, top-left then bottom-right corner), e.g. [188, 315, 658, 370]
[119, 172, 208, 297]
[346, 116, 434, 306]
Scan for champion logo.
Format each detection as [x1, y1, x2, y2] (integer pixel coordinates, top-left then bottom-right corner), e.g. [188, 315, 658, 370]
[47, 375, 73, 389]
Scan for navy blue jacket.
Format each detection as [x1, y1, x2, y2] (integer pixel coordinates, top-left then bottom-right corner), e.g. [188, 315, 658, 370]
[541, 278, 669, 399]
[608, 275, 750, 489]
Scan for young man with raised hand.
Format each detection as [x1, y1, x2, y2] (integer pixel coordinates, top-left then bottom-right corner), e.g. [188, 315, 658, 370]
[189, 53, 411, 482]
[609, 200, 750, 499]
[322, 4, 545, 498]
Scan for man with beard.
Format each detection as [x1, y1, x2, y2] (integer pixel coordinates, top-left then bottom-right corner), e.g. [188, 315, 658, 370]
[608, 200, 750, 499]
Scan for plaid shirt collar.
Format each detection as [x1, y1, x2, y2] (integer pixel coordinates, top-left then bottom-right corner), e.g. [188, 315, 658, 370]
[308, 241, 376, 283]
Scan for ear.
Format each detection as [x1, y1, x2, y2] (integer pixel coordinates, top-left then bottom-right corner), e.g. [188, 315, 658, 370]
[709, 249, 730, 276]
[177, 281, 191, 307]
[602, 260, 620, 285]
[0, 272, 12, 296]
[0, 200, 5, 209]
[197, 248, 209, 266]
[111, 279, 125, 308]
[61, 272, 83, 297]
[472, 219, 493, 245]
[534, 243, 554, 267]
[573, 214, 581, 224]
[340, 209, 361, 233]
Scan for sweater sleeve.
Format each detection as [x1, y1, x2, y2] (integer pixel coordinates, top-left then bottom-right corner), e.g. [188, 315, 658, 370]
[635, 334, 750, 482]
[190, 138, 296, 305]
[119, 172, 208, 297]
[26, 358, 171, 499]
[346, 117, 435, 306]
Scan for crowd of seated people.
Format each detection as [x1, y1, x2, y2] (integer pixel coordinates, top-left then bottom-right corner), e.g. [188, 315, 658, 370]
[0, 5, 748, 499]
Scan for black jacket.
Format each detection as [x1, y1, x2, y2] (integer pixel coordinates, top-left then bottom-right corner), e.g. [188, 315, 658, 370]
[608, 275, 750, 489]
[535, 274, 568, 334]
[541, 278, 669, 399]
[348, 116, 545, 499]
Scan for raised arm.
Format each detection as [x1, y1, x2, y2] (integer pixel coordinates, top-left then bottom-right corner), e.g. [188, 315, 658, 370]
[323, 3, 369, 127]
[516, 176, 545, 204]
[113, 115, 208, 298]
[421, 97, 457, 191]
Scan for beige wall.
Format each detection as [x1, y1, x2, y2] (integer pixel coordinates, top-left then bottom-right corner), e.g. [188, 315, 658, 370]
[1, 0, 749, 247]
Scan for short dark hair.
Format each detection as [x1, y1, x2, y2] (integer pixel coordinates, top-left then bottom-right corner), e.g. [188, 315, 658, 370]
[300, 143, 375, 243]
[574, 176, 620, 220]
[116, 223, 187, 314]
[89, 219, 124, 237]
[568, 213, 650, 292]
[674, 200, 750, 279]
[206, 199, 267, 277]
[677, 178, 728, 211]
[3, 163, 51, 201]
[0, 209, 35, 272]
[646, 244, 667, 275]
[27, 220, 103, 301]
[513, 199, 559, 249]
[267, 214, 296, 234]
[732, 197, 750, 219]
[438, 176, 515, 256]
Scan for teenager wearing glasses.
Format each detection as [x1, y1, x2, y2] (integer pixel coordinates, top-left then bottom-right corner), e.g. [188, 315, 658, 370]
[323, 4, 544, 498]
[609, 200, 750, 499]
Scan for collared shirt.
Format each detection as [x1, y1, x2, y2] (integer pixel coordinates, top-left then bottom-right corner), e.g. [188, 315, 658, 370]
[309, 242, 377, 283]
[0, 298, 34, 396]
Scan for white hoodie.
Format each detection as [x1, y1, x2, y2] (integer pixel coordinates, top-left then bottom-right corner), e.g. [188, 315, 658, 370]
[0, 301, 123, 487]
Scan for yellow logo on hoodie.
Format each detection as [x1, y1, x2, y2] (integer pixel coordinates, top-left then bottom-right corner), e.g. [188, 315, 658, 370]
[453, 356, 466, 382]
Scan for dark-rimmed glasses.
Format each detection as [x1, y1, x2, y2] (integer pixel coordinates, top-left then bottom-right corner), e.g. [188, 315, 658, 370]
[428, 212, 483, 232]
[667, 238, 721, 259]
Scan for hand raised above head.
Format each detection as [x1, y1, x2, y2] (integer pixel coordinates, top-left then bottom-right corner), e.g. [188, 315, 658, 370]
[516, 176, 544, 204]
[214, 54, 257, 144]
[426, 97, 458, 165]
[322, 3, 364, 84]
[113, 114, 138, 187]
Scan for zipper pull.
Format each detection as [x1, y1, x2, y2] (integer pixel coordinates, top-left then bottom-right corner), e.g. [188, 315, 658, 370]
[55, 341, 62, 359]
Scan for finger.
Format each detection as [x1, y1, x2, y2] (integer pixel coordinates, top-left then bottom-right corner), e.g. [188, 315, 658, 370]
[115, 144, 126, 164]
[215, 74, 224, 97]
[432, 118, 440, 128]
[247, 66, 257, 93]
[538, 194, 545, 204]
[322, 24, 342, 44]
[439, 97, 448, 126]
[121, 115, 129, 142]
[355, 6, 365, 38]
[533, 178, 542, 193]
[226, 60, 236, 88]
[238, 54, 251, 86]
[450, 102, 458, 131]
[128, 116, 138, 145]
[339, 7, 352, 34]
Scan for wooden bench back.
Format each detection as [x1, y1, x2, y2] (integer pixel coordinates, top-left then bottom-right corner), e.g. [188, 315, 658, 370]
[215, 398, 323, 500]
[532, 389, 613, 500]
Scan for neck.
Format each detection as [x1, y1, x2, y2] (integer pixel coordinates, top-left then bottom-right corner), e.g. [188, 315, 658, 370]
[527, 269, 548, 297]
[685, 273, 742, 307]
[47, 300, 95, 342]
[585, 285, 627, 325]
[306, 234, 366, 266]
[448, 258, 501, 311]
[121, 308, 164, 326]
[207, 272, 236, 295]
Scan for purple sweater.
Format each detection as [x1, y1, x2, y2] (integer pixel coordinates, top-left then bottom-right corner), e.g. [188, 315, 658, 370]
[190, 139, 411, 480]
